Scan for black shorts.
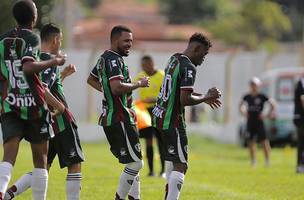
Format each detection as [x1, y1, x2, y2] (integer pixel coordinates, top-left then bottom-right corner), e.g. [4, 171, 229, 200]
[246, 120, 267, 142]
[103, 122, 142, 164]
[139, 127, 154, 139]
[1, 112, 51, 144]
[48, 123, 84, 168]
[160, 128, 188, 164]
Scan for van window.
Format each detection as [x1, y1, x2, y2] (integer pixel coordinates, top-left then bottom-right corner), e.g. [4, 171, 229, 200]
[276, 78, 294, 102]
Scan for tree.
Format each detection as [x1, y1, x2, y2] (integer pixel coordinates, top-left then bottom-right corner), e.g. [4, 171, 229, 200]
[207, 0, 291, 50]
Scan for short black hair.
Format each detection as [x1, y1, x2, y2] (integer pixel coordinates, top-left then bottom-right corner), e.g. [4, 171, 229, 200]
[40, 23, 61, 42]
[110, 25, 132, 42]
[13, 0, 36, 26]
[189, 33, 212, 49]
[141, 55, 153, 61]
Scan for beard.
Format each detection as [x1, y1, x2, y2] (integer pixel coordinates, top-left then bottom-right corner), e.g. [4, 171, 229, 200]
[117, 46, 129, 57]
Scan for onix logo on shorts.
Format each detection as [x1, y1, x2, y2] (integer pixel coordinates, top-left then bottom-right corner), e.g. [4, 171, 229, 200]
[134, 143, 141, 152]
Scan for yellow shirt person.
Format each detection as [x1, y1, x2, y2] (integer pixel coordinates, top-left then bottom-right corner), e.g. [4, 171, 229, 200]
[136, 70, 164, 109]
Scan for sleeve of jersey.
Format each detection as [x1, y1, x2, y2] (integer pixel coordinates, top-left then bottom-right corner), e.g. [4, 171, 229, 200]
[108, 58, 123, 81]
[180, 64, 196, 92]
[21, 34, 40, 64]
[90, 61, 99, 79]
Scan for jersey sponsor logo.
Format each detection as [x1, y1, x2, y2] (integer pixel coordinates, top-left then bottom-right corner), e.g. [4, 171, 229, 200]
[152, 106, 165, 119]
[6, 93, 36, 107]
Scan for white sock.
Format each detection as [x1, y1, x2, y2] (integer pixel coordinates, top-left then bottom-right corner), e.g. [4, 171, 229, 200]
[117, 167, 139, 199]
[166, 171, 185, 200]
[0, 162, 13, 197]
[66, 173, 82, 200]
[31, 168, 48, 200]
[165, 161, 173, 183]
[4, 172, 32, 200]
[128, 174, 140, 199]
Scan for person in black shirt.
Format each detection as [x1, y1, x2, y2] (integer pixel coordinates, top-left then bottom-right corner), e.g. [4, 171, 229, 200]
[239, 77, 275, 167]
[293, 77, 304, 173]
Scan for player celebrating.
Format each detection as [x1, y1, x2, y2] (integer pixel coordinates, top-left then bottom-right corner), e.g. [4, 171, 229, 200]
[239, 77, 275, 167]
[87, 25, 149, 200]
[0, 1, 66, 200]
[4, 23, 84, 200]
[152, 33, 221, 200]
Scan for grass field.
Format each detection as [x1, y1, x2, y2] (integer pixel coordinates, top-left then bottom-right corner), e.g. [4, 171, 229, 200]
[1, 134, 303, 200]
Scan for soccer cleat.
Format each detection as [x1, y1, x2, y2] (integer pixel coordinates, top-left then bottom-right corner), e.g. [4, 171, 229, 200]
[115, 193, 123, 200]
[128, 195, 139, 200]
[4, 185, 16, 200]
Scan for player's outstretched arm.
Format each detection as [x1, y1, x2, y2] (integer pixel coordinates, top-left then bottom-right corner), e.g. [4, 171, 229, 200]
[61, 64, 76, 82]
[180, 87, 222, 108]
[110, 76, 150, 95]
[87, 74, 103, 92]
[22, 54, 66, 75]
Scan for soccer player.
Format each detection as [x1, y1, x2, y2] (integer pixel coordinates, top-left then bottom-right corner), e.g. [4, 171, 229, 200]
[0, 1, 66, 200]
[239, 77, 275, 167]
[4, 23, 84, 200]
[87, 25, 150, 200]
[152, 33, 221, 200]
[136, 55, 165, 177]
[293, 77, 304, 173]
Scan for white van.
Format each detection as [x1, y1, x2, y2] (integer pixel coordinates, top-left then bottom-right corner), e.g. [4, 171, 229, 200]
[240, 67, 304, 146]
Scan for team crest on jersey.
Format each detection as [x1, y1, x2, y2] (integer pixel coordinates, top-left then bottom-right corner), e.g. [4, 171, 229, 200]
[134, 143, 141, 152]
[120, 148, 127, 156]
[111, 60, 118, 68]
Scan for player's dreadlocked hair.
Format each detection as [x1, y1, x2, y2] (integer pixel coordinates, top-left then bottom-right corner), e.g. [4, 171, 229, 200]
[110, 25, 132, 42]
[13, 0, 37, 26]
[40, 23, 61, 42]
[189, 33, 212, 49]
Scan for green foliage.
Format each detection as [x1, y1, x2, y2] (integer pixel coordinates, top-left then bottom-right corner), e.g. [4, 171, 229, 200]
[206, 0, 291, 50]
[0, 1, 16, 35]
[2, 135, 303, 199]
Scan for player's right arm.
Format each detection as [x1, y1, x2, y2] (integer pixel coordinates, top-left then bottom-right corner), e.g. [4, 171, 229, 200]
[107, 57, 149, 95]
[110, 77, 149, 95]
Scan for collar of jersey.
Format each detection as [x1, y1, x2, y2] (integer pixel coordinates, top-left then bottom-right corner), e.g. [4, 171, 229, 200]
[108, 50, 122, 57]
